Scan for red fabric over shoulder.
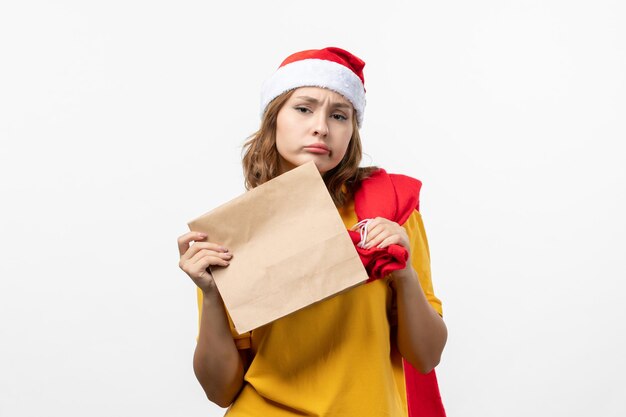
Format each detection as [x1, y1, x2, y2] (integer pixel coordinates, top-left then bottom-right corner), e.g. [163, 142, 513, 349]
[350, 168, 446, 417]
[354, 169, 422, 222]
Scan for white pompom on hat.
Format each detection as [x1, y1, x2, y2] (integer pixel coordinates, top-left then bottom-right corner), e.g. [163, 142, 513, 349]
[260, 47, 367, 127]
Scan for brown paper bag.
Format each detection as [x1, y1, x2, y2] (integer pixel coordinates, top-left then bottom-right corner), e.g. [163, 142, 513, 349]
[187, 161, 368, 334]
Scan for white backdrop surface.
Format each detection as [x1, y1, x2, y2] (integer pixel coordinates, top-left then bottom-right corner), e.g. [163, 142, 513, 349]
[1, 1, 625, 416]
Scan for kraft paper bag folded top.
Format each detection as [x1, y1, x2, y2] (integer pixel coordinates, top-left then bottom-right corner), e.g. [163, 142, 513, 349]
[187, 161, 368, 334]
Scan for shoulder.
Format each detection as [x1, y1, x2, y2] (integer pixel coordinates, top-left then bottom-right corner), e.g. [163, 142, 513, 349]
[353, 168, 423, 224]
[361, 168, 422, 195]
[388, 173, 422, 208]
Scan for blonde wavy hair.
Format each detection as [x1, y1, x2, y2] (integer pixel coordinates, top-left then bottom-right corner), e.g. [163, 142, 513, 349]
[241, 89, 378, 208]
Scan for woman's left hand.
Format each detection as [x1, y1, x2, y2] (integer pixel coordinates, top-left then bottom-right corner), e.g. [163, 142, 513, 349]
[350, 217, 410, 255]
[351, 217, 414, 281]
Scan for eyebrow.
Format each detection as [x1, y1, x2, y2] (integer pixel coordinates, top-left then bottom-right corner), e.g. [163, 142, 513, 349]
[294, 95, 352, 110]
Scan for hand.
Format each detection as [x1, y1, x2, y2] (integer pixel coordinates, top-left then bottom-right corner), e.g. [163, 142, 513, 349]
[351, 217, 414, 282]
[350, 217, 411, 255]
[177, 231, 233, 294]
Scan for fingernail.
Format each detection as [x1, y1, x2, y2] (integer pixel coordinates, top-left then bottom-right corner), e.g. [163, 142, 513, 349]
[198, 233, 207, 238]
[221, 247, 229, 252]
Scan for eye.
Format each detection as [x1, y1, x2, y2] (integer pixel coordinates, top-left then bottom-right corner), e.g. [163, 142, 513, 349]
[332, 113, 348, 121]
[294, 106, 310, 113]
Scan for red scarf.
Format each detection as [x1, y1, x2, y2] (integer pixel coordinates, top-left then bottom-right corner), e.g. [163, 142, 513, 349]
[347, 168, 447, 417]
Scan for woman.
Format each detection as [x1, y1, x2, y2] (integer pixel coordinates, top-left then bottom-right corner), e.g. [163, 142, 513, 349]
[177, 46, 447, 416]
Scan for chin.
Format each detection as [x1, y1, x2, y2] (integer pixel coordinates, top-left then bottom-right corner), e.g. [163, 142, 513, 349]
[284, 156, 339, 174]
[312, 160, 340, 174]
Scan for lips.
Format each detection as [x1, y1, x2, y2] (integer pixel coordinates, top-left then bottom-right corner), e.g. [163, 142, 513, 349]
[303, 143, 330, 154]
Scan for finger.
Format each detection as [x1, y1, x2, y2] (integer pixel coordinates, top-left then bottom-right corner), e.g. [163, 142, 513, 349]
[366, 220, 403, 242]
[180, 246, 228, 271]
[375, 235, 402, 249]
[188, 258, 222, 283]
[177, 231, 208, 257]
[181, 241, 229, 262]
[364, 217, 394, 235]
[194, 253, 231, 270]
[354, 218, 383, 243]
[351, 218, 379, 231]
[363, 223, 386, 243]
[188, 248, 232, 266]
[183, 254, 229, 280]
[365, 229, 392, 249]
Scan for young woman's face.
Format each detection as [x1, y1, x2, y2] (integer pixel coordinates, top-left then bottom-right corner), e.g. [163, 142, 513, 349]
[275, 87, 354, 175]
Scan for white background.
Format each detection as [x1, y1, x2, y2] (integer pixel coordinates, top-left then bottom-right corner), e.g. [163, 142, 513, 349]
[1, 1, 625, 416]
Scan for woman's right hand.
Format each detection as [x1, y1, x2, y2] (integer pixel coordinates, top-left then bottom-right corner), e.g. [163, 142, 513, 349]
[177, 231, 233, 294]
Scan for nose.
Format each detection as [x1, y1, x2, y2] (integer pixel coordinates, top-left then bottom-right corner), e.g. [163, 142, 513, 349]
[312, 112, 329, 137]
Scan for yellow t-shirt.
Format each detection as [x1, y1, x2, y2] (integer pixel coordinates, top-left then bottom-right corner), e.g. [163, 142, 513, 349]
[197, 198, 442, 416]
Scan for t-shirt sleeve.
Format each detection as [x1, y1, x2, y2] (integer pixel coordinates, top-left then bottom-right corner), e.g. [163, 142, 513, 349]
[196, 287, 252, 349]
[402, 209, 443, 316]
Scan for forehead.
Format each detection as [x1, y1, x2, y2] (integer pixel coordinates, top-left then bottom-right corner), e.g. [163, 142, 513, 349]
[290, 86, 351, 105]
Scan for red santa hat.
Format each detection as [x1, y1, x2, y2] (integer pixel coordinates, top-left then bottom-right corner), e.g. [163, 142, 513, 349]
[260, 46, 367, 127]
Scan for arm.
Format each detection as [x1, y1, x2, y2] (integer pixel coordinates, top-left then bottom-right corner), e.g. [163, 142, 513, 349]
[355, 214, 447, 374]
[391, 268, 447, 374]
[177, 232, 245, 407]
[193, 284, 246, 407]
